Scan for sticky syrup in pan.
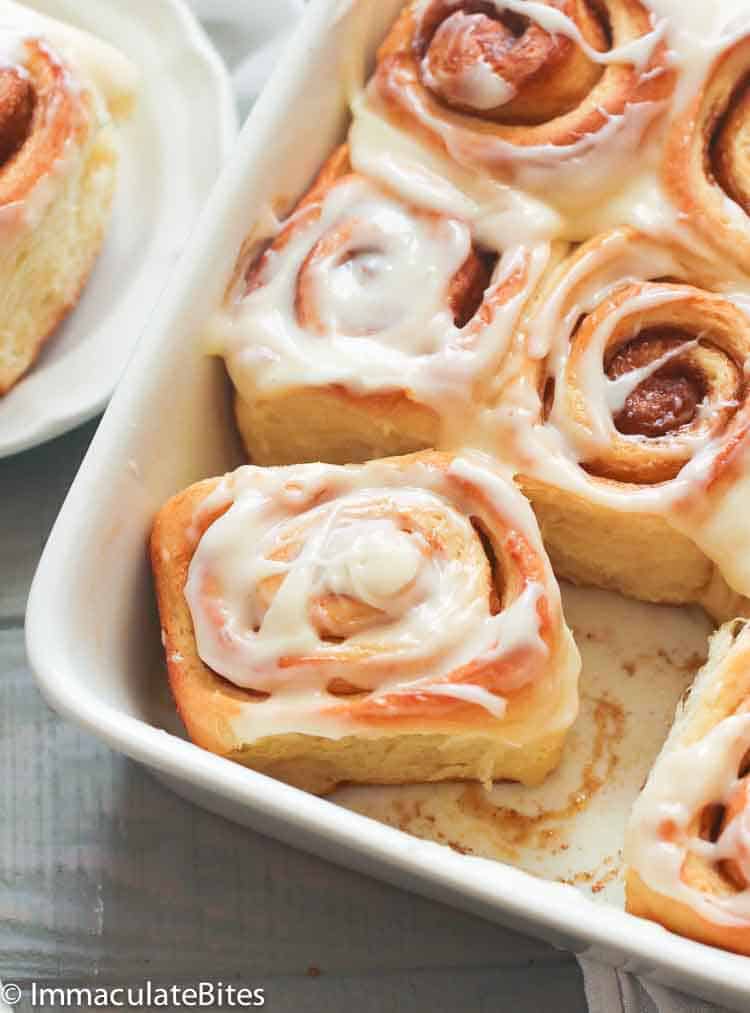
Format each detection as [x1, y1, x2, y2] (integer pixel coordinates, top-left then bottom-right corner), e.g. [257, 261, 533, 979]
[334, 585, 711, 905]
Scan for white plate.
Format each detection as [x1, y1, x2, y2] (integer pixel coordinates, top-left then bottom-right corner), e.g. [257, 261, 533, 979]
[24, 1, 750, 1008]
[0, 0, 237, 458]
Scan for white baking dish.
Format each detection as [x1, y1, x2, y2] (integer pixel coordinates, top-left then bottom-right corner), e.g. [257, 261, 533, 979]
[24, 1, 750, 1006]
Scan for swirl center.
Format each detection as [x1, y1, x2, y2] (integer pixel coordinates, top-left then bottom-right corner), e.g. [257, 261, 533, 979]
[607, 330, 706, 438]
[295, 184, 475, 347]
[321, 520, 423, 608]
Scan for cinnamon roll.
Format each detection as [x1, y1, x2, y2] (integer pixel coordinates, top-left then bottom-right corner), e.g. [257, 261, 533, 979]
[352, 0, 674, 233]
[626, 619, 750, 955]
[210, 145, 555, 466]
[0, 3, 137, 394]
[150, 451, 580, 795]
[493, 227, 750, 619]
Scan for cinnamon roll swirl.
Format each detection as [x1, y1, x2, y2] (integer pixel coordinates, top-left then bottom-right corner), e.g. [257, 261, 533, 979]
[211, 146, 553, 466]
[626, 619, 750, 955]
[494, 227, 750, 619]
[0, 3, 137, 394]
[354, 0, 674, 226]
[150, 451, 580, 795]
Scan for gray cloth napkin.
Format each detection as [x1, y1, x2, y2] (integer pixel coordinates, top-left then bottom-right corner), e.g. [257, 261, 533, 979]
[579, 959, 732, 1013]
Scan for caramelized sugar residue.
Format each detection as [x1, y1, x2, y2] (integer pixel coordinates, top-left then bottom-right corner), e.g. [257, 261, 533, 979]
[455, 696, 625, 861]
[561, 852, 622, 894]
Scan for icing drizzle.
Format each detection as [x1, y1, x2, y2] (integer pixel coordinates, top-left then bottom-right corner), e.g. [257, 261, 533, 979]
[183, 453, 580, 741]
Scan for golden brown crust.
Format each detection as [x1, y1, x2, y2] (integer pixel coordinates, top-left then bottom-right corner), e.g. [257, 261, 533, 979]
[626, 866, 750, 956]
[235, 385, 440, 467]
[518, 473, 729, 613]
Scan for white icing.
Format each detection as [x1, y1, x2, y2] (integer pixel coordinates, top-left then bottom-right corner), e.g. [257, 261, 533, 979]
[323, 520, 423, 608]
[405, 681, 508, 717]
[642, 0, 750, 114]
[436, 57, 516, 111]
[545, 288, 724, 462]
[365, 67, 670, 227]
[346, 0, 681, 245]
[183, 454, 580, 741]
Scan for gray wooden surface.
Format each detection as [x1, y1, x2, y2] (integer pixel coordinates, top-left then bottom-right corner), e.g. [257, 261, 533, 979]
[0, 421, 586, 1011]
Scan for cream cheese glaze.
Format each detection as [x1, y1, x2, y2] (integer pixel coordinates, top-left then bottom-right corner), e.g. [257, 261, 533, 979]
[183, 453, 580, 742]
[210, 169, 553, 427]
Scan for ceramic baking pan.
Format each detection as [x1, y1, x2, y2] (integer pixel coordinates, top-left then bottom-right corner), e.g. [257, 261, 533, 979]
[26, 1, 750, 1006]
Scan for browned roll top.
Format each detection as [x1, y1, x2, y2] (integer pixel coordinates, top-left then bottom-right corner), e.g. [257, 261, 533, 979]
[416, 0, 606, 124]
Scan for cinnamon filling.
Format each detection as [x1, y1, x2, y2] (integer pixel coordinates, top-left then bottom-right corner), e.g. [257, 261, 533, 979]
[451, 248, 496, 327]
[716, 780, 750, 891]
[607, 329, 706, 438]
[711, 76, 750, 216]
[0, 69, 34, 167]
[542, 376, 555, 421]
[698, 802, 726, 843]
[417, 0, 606, 125]
[326, 677, 369, 697]
[470, 516, 503, 614]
